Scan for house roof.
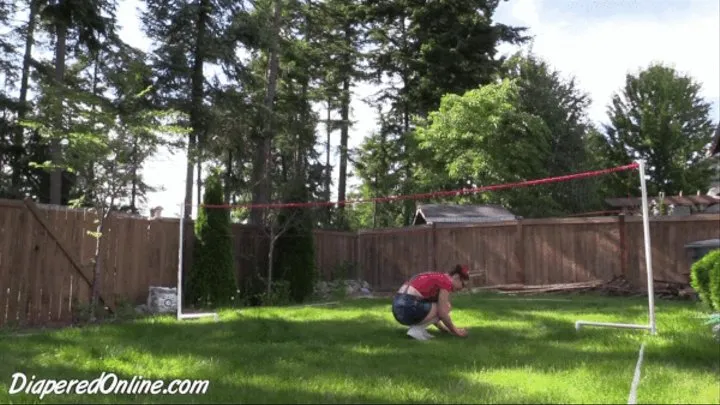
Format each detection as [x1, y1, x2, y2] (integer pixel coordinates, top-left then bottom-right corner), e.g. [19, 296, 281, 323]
[413, 203, 518, 225]
[605, 194, 720, 208]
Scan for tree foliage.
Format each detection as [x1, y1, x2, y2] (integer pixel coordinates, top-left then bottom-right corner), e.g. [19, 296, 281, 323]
[593, 63, 716, 198]
[413, 78, 556, 217]
[187, 169, 237, 309]
[0, 0, 717, 310]
[272, 178, 316, 303]
[691, 249, 720, 311]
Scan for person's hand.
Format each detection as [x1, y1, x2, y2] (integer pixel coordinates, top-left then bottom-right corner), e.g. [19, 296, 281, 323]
[454, 328, 468, 337]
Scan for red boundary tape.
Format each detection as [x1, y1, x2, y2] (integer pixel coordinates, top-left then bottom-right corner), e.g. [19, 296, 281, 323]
[191, 162, 639, 209]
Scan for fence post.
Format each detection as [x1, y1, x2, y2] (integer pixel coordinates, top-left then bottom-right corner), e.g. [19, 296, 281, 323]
[515, 219, 525, 284]
[618, 213, 627, 278]
[354, 233, 361, 282]
[431, 223, 438, 271]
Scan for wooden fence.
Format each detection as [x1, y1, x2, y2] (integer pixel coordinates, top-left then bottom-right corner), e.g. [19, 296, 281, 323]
[344, 215, 720, 291]
[1, 197, 718, 328]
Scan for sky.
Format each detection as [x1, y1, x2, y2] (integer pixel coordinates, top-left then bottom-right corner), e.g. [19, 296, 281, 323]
[114, 0, 720, 218]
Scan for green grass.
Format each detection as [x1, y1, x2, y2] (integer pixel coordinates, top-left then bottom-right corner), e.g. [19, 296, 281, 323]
[0, 293, 718, 404]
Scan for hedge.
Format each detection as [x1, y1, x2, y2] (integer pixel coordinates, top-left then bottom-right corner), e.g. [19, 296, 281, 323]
[690, 248, 720, 311]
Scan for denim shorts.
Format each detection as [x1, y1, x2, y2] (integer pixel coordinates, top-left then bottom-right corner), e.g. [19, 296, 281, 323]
[392, 293, 432, 326]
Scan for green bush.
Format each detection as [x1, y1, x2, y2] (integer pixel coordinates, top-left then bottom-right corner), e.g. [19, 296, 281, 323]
[708, 250, 720, 311]
[272, 181, 316, 304]
[690, 248, 720, 311]
[185, 169, 237, 308]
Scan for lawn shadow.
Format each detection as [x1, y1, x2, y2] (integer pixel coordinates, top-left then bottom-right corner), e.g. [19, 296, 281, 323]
[458, 294, 720, 374]
[0, 326, 558, 404]
[2, 295, 717, 404]
[0, 314, 648, 403]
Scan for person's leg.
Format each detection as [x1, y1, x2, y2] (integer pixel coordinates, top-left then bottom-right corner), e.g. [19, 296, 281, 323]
[393, 294, 429, 337]
[406, 303, 437, 340]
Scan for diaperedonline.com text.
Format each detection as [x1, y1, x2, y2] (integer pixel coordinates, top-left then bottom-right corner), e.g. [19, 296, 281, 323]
[8, 372, 209, 399]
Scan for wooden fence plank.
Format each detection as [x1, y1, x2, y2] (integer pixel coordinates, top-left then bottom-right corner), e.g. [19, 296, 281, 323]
[16, 217, 32, 325]
[0, 208, 15, 325]
[1, 195, 719, 328]
[22, 198, 115, 313]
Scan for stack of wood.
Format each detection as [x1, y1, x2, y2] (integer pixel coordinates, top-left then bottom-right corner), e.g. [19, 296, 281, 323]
[471, 279, 606, 295]
[472, 276, 697, 299]
[653, 279, 697, 300]
[587, 276, 696, 299]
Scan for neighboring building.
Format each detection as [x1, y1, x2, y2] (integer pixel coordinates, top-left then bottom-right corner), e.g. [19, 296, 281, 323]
[412, 203, 519, 225]
[605, 193, 720, 216]
[606, 125, 720, 216]
[150, 206, 164, 219]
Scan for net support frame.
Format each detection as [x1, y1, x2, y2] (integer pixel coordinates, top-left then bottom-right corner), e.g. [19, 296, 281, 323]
[575, 159, 657, 335]
[176, 201, 219, 322]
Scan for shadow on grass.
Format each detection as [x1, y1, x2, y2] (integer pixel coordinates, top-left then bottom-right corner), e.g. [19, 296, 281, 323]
[0, 320, 559, 404]
[1, 295, 717, 404]
[0, 316, 650, 404]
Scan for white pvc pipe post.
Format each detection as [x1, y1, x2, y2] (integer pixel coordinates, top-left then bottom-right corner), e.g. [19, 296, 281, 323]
[638, 159, 657, 335]
[176, 202, 219, 322]
[575, 160, 656, 335]
[177, 202, 184, 320]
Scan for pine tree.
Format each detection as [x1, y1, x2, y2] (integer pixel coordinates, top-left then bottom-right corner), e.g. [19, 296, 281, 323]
[186, 169, 237, 309]
[595, 63, 717, 197]
[273, 176, 316, 303]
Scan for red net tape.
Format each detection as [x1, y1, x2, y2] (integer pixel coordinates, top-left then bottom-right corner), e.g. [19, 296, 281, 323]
[191, 162, 639, 209]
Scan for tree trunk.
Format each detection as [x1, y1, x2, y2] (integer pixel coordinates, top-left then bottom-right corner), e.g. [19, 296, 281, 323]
[224, 150, 232, 203]
[267, 226, 275, 297]
[11, 0, 39, 197]
[337, 77, 350, 221]
[325, 98, 332, 222]
[184, 138, 195, 218]
[50, 7, 66, 205]
[249, 0, 282, 226]
[186, 0, 210, 218]
[130, 135, 138, 213]
[196, 159, 202, 207]
[295, 82, 309, 178]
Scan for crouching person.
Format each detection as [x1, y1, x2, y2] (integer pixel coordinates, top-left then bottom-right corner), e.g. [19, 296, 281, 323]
[391, 264, 469, 340]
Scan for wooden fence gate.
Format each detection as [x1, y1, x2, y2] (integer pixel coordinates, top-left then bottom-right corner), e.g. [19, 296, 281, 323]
[0, 198, 115, 328]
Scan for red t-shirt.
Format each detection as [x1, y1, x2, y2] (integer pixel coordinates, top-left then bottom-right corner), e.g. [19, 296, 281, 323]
[407, 272, 454, 300]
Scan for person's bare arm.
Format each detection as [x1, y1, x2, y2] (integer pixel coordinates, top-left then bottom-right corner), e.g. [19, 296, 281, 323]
[437, 290, 466, 337]
[434, 319, 452, 333]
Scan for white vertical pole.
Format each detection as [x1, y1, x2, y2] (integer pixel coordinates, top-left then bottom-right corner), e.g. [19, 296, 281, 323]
[638, 159, 657, 335]
[574, 161, 656, 334]
[177, 202, 185, 321]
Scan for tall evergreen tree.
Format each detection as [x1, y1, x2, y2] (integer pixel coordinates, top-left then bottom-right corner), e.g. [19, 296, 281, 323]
[592, 63, 717, 198]
[354, 0, 528, 225]
[186, 169, 237, 308]
[501, 51, 603, 214]
[141, 0, 245, 218]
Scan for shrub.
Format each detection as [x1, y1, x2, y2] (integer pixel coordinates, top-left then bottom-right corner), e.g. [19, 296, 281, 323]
[272, 181, 316, 303]
[708, 249, 720, 311]
[690, 248, 720, 311]
[185, 169, 237, 308]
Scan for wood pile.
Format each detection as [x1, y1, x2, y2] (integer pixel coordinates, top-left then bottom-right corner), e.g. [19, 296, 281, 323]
[472, 276, 697, 299]
[471, 279, 605, 295]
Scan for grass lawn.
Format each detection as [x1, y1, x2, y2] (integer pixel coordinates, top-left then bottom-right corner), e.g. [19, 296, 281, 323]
[0, 293, 718, 404]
